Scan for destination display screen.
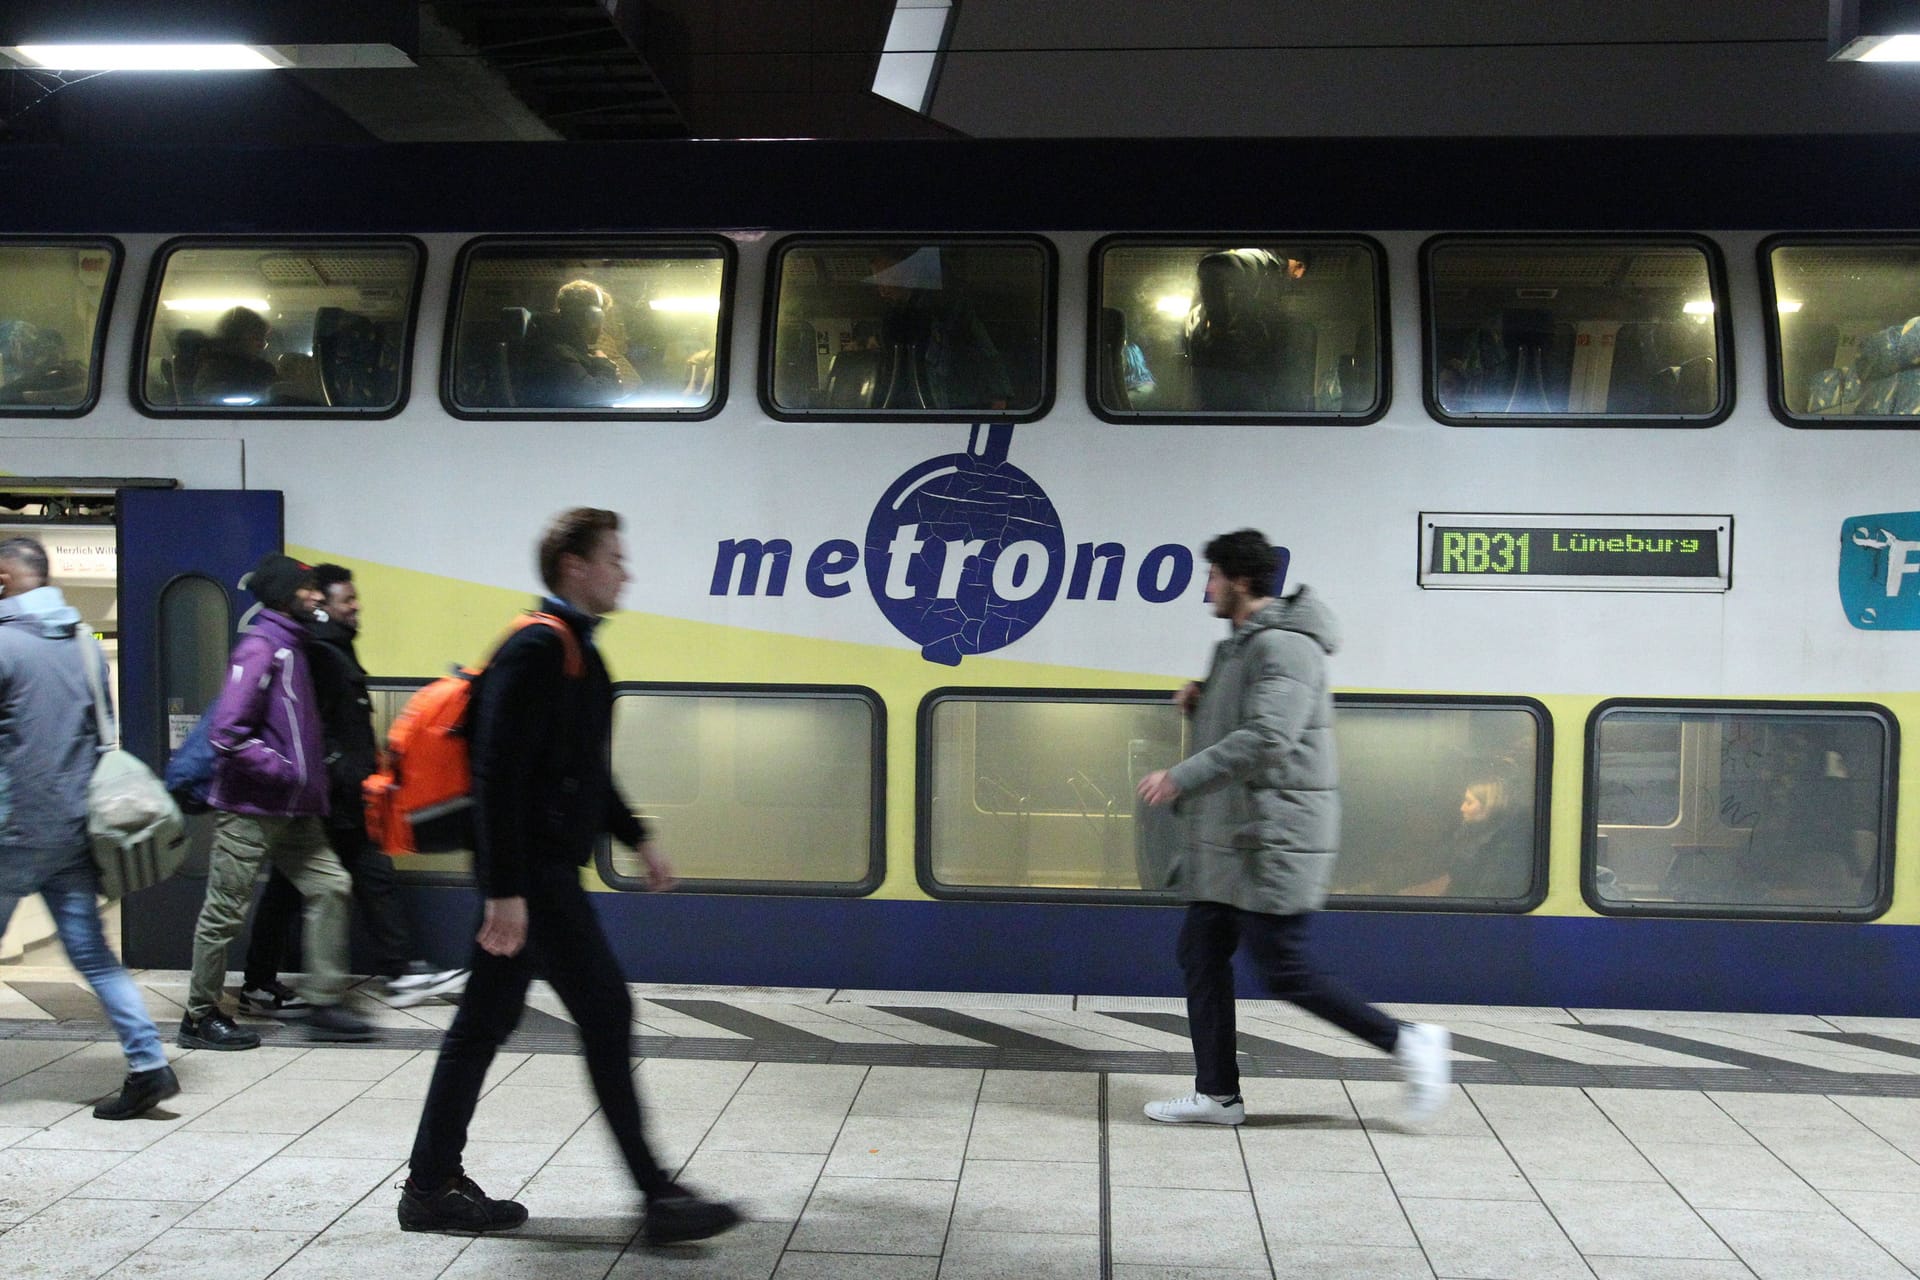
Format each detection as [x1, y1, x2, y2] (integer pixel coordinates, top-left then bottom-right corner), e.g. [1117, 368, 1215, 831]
[1419, 514, 1732, 591]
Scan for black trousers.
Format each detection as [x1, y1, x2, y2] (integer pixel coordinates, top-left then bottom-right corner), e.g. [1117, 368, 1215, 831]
[1178, 900, 1401, 1096]
[408, 862, 673, 1198]
[244, 823, 415, 984]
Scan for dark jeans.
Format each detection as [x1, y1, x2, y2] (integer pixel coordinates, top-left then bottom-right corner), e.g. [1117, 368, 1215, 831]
[408, 861, 673, 1198]
[1178, 900, 1401, 1096]
[245, 823, 414, 985]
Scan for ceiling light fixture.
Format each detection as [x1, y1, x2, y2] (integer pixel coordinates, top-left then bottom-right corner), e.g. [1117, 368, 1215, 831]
[1830, 0, 1920, 60]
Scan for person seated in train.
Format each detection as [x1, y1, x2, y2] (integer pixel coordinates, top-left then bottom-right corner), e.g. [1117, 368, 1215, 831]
[1406, 778, 1531, 898]
[867, 248, 1013, 410]
[1184, 248, 1309, 412]
[516, 279, 629, 407]
[1734, 733, 1870, 904]
[188, 306, 277, 406]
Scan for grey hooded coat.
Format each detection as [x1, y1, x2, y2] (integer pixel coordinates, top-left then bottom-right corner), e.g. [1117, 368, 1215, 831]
[0, 585, 109, 891]
[1165, 587, 1341, 916]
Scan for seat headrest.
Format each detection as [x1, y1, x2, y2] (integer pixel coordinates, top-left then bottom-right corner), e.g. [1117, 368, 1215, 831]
[500, 307, 533, 341]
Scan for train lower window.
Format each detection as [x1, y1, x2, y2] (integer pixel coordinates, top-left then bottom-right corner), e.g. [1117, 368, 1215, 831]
[1093, 238, 1385, 422]
[1331, 698, 1548, 911]
[765, 238, 1053, 421]
[1425, 238, 1729, 425]
[1767, 241, 1920, 425]
[0, 239, 118, 416]
[1586, 703, 1896, 920]
[601, 686, 882, 893]
[139, 240, 422, 416]
[446, 240, 731, 418]
[923, 692, 1186, 899]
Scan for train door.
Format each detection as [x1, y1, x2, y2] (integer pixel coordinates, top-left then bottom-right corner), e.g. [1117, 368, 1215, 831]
[117, 488, 284, 968]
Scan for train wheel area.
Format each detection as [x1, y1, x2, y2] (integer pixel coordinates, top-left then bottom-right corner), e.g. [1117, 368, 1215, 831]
[2, 971, 1917, 1278]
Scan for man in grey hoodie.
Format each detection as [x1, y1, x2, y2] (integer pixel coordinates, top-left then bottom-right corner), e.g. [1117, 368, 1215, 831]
[0, 536, 178, 1120]
[1137, 529, 1452, 1126]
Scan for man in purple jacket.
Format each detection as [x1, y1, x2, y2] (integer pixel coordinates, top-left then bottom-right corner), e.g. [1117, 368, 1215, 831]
[179, 554, 373, 1048]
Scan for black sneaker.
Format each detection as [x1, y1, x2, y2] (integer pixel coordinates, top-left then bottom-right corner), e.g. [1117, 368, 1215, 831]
[397, 1175, 528, 1234]
[237, 980, 311, 1018]
[93, 1064, 181, 1120]
[178, 1012, 260, 1051]
[643, 1189, 741, 1245]
[305, 1004, 377, 1043]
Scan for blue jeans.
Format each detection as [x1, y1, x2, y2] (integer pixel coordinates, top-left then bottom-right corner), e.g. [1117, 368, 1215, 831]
[0, 851, 167, 1072]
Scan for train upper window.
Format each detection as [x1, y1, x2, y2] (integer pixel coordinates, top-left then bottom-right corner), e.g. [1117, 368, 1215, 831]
[1768, 241, 1920, 425]
[1092, 239, 1385, 422]
[921, 691, 1545, 910]
[1586, 703, 1895, 921]
[0, 240, 118, 416]
[139, 240, 421, 416]
[1425, 239, 1728, 425]
[600, 686, 881, 893]
[447, 240, 730, 418]
[765, 238, 1053, 421]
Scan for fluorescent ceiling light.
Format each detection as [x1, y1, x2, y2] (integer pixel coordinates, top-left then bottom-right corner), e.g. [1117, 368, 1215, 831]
[1778, 299, 1804, 313]
[163, 297, 272, 313]
[1683, 300, 1716, 315]
[1852, 32, 1920, 58]
[648, 296, 721, 313]
[1155, 294, 1193, 315]
[872, 0, 953, 113]
[8, 43, 283, 71]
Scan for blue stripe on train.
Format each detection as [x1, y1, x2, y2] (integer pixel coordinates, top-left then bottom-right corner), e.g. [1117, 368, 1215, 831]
[398, 888, 1920, 1018]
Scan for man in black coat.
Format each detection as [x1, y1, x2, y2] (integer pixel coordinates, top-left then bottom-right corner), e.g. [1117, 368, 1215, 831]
[237, 565, 467, 1016]
[398, 509, 737, 1245]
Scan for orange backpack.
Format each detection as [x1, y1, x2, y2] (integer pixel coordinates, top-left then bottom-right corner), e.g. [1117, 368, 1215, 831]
[363, 612, 583, 855]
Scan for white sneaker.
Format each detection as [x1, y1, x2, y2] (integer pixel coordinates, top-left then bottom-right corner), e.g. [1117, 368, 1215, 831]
[1394, 1022, 1452, 1124]
[385, 966, 469, 1008]
[1144, 1092, 1246, 1125]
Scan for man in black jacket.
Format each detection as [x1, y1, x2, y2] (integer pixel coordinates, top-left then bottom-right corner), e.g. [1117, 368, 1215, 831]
[237, 565, 468, 1017]
[398, 509, 737, 1245]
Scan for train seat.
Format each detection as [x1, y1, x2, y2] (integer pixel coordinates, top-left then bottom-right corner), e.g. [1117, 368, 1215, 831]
[267, 352, 328, 407]
[1647, 355, 1716, 414]
[773, 319, 819, 409]
[823, 348, 886, 409]
[315, 307, 389, 408]
[494, 306, 534, 406]
[168, 330, 209, 406]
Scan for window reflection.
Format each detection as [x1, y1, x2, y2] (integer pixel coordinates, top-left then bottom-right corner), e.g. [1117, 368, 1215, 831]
[143, 243, 418, 411]
[0, 241, 115, 411]
[770, 240, 1047, 416]
[1097, 241, 1381, 417]
[1428, 241, 1722, 420]
[1590, 707, 1889, 915]
[451, 244, 727, 413]
[1771, 243, 1920, 421]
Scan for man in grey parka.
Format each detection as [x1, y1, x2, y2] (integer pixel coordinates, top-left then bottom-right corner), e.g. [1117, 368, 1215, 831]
[0, 536, 178, 1119]
[1137, 528, 1451, 1126]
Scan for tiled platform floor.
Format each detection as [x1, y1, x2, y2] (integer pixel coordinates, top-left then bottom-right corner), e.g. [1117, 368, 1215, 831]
[3, 968, 1920, 1279]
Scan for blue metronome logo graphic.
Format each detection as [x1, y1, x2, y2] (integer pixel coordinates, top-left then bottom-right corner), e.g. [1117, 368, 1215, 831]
[864, 423, 1066, 665]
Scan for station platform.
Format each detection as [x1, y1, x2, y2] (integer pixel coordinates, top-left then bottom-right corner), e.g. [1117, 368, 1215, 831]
[3, 969, 1919, 1279]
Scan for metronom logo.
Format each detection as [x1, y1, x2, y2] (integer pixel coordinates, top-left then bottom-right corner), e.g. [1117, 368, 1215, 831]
[710, 424, 1286, 665]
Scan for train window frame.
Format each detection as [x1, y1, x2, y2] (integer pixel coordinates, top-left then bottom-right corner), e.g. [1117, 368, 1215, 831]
[365, 678, 477, 888]
[133, 236, 426, 421]
[758, 234, 1058, 424]
[1086, 233, 1391, 426]
[595, 682, 886, 896]
[916, 688, 1550, 909]
[0, 236, 122, 419]
[1420, 233, 1734, 429]
[1760, 234, 1920, 429]
[1329, 693, 1553, 915]
[1581, 698, 1899, 922]
[442, 235, 736, 422]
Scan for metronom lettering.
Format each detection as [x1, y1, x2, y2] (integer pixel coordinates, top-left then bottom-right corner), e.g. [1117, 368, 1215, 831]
[711, 535, 1199, 601]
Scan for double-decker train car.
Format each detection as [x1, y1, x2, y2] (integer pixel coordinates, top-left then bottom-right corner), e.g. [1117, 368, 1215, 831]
[1, 135, 1915, 1013]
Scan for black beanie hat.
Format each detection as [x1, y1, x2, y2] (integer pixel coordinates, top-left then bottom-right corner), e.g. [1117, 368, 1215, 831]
[247, 553, 312, 611]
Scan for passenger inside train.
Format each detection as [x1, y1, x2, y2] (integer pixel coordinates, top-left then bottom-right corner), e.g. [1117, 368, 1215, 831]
[186, 306, 277, 406]
[0, 242, 112, 410]
[513, 278, 630, 407]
